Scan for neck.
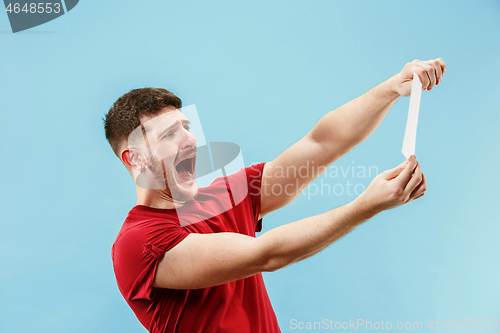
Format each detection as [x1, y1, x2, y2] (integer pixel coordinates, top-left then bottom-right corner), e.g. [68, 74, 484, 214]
[136, 186, 186, 210]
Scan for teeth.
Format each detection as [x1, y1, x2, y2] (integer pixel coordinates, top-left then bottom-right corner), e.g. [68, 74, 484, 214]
[187, 170, 192, 176]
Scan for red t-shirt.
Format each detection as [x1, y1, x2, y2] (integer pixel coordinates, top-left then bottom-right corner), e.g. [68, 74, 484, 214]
[112, 163, 281, 333]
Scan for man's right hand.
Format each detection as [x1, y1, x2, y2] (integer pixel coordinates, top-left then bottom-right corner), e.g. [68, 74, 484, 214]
[356, 155, 427, 214]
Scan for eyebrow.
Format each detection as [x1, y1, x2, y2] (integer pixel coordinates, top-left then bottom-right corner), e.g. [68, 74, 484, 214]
[156, 119, 191, 140]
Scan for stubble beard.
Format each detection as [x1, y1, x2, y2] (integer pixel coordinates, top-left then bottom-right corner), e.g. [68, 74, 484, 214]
[146, 154, 198, 203]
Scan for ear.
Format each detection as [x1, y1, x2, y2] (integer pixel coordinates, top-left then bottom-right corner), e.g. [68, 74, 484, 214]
[121, 148, 145, 172]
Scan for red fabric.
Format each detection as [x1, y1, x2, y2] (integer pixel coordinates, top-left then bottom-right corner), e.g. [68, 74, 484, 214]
[112, 163, 281, 333]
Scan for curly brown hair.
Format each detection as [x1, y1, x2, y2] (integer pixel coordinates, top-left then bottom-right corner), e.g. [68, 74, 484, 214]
[104, 87, 182, 157]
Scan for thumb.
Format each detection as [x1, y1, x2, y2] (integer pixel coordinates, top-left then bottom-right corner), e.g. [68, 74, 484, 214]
[383, 158, 409, 179]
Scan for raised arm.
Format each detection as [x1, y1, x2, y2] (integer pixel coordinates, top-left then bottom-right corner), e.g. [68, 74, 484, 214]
[259, 58, 445, 218]
[153, 157, 426, 289]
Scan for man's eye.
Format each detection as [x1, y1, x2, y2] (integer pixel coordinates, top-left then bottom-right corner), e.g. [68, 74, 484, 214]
[184, 126, 190, 131]
[162, 132, 173, 139]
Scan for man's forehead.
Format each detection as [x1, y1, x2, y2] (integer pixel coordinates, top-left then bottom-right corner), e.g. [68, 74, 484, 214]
[142, 108, 188, 132]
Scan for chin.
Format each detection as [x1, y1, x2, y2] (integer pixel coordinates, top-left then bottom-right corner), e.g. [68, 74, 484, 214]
[171, 182, 198, 202]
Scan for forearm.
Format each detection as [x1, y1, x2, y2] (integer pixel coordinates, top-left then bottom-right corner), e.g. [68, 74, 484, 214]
[309, 75, 400, 159]
[257, 197, 378, 272]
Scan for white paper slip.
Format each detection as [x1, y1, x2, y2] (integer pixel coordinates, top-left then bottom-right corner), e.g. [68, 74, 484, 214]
[402, 71, 422, 158]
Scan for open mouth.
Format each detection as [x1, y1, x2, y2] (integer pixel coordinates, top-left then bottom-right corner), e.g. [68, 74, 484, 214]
[175, 156, 195, 181]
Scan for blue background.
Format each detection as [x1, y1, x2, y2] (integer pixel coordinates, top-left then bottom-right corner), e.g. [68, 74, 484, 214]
[1, 1, 499, 332]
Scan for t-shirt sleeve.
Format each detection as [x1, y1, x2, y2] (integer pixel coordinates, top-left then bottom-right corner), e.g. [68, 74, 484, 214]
[245, 162, 266, 232]
[112, 219, 189, 302]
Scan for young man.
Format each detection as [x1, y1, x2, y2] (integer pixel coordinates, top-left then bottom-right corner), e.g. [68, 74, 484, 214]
[105, 58, 445, 333]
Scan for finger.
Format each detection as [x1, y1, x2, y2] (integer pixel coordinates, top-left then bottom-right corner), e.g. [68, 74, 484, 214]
[417, 63, 435, 90]
[436, 58, 446, 85]
[410, 172, 427, 199]
[427, 59, 443, 85]
[413, 64, 430, 90]
[404, 163, 423, 195]
[436, 57, 446, 76]
[409, 191, 425, 202]
[382, 158, 409, 179]
[394, 156, 418, 187]
[424, 64, 437, 90]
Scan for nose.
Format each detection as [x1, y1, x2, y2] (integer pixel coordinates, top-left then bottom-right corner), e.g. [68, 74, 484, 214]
[179, 127, 196, 151]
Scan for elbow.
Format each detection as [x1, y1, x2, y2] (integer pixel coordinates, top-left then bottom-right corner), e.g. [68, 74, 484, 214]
[253, 237, 293, 273]
[261, 255, 291, 272]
